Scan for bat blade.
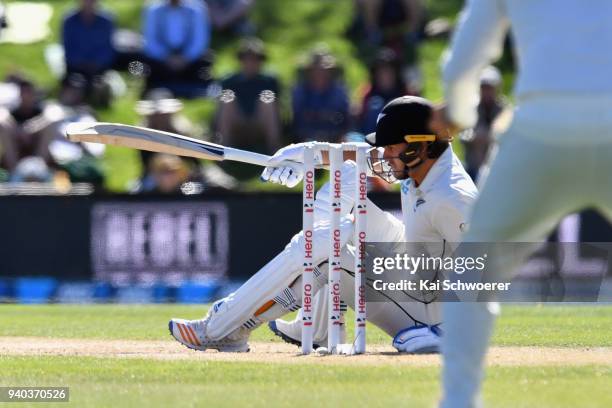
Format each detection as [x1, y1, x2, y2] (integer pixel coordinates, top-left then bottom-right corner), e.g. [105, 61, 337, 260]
[66, 122, 227, 161]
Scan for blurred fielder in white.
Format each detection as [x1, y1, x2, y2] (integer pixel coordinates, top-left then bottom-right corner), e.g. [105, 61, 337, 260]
[437, 1, 612, 407]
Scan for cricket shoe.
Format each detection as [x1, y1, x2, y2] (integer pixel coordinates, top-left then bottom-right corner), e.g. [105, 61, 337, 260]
[268, 319, 324, 349]
[168, 318, 250, 352]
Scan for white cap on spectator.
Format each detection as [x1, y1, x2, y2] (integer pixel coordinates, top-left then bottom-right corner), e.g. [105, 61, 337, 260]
[480, 65, 502, 87]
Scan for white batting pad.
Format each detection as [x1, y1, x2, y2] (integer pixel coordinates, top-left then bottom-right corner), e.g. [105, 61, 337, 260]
[206, 216, 355, 340]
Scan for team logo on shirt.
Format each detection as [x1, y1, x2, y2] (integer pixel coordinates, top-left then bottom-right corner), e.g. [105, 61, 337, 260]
[414, 198, 426, 212]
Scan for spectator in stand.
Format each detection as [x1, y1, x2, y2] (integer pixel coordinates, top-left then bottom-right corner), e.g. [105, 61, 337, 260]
[142, 0, 212, 94]
[351, 0, 424, 65]
[0, 75, 105, 186]
[136, 151, 237, 194]
[46, 75, 106, 187]
[140, 153, 191, 194]
[0, 108, 14, 172]
[217, 37, 281, 154]
[57, 74, 90, 109]
[403, 65, 423, 96]
[133, 89, 237, 192]
[135, 88, 197, 181]
[460, 65, 507, 182]
[7, 78, 43, 127]
[292, 49, 349, 143]
[0, 78, 46, 171]
[355, 48, 406, 135]
[62, 0, 115, 107]
[205, 0, 255, 35]
[0, 1, 6, 38]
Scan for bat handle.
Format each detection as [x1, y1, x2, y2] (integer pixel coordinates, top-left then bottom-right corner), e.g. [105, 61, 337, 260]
[223, 147, 274, 167]
[223, 146, 324, 169]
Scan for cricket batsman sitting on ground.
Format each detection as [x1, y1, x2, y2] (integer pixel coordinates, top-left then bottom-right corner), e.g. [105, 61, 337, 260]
[168, 96, 477, 353]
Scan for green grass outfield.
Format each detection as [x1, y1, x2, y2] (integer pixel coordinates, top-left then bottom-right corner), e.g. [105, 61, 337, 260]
[1, 304, 611, 407]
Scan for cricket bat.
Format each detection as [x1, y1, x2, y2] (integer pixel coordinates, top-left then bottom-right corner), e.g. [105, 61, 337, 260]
[65, 122, 277, 167]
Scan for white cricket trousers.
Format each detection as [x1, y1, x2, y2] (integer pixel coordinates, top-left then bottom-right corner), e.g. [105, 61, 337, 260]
[441, 94, 612, 408]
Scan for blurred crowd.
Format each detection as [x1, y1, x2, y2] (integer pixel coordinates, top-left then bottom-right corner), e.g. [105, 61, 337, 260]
[0, 0, 507, 194]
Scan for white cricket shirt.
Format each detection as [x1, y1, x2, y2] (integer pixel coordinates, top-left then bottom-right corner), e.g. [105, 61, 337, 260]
[400, 146, 478, 244]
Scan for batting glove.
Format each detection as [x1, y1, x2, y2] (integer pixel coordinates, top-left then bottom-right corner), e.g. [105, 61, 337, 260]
[261, 143, 322, 188]
[265, 142, 323, 166]
[261, 163, 304, 188]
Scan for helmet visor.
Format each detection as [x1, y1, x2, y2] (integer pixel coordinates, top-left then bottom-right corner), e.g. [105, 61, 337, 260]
[366, 147, 404, 184]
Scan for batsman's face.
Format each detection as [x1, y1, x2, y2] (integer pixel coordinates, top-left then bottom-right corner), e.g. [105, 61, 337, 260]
[383, 143, 410, 174]
[367, 143, 410, 183]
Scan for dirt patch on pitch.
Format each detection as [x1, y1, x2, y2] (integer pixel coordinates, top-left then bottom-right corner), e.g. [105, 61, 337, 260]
[1, 337, 611, 367]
